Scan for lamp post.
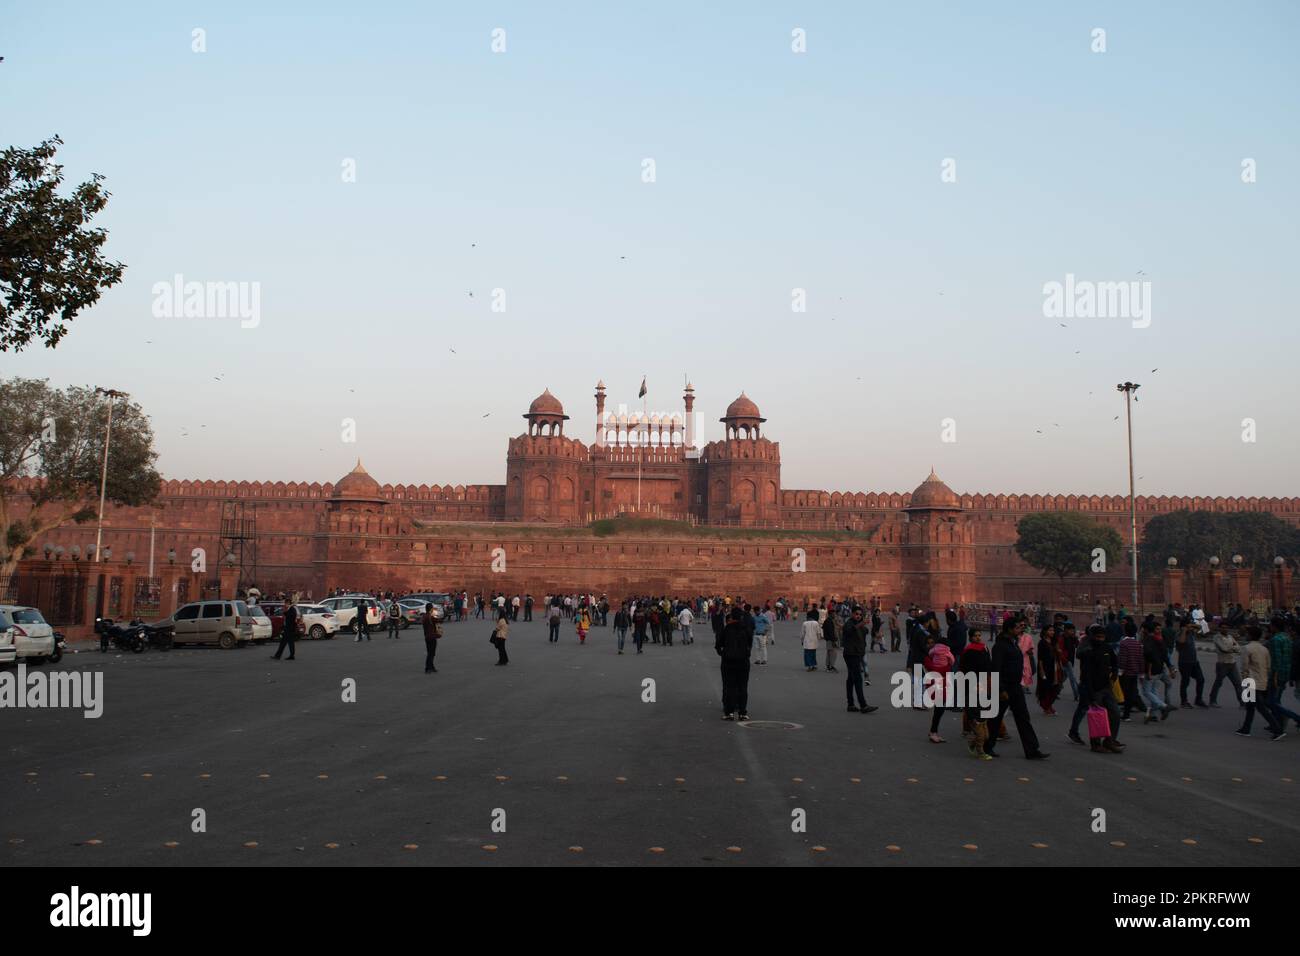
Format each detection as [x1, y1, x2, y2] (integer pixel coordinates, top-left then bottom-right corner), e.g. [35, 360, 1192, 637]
[93, 388, 128, 563]
[1116, 382, 1141, 612]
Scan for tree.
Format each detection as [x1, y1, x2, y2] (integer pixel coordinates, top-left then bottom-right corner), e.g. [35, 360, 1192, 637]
[0, 378, 161, 578]
[1014, 512, 1124, 586]
[1141, 509, 1300, 574]
[0, 136, 126, 352]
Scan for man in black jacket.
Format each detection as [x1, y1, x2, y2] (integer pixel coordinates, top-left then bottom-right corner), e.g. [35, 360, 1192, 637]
[984, 619, 1049, 759]
[272, 602, 298, 661]
[840, 607, 879, 714]
[716, 608, 754, 721]
[1068, 625, 1123, 752]
[945, 609, 968, 660]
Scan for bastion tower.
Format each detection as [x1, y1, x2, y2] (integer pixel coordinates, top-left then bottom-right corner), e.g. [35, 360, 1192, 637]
[899, 470, 977, 608]
[698, 393, 782, 526]
[504, 389, 585, 523]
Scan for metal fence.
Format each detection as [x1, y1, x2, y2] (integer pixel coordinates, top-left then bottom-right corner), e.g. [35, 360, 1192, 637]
[12, 572, 87, 627]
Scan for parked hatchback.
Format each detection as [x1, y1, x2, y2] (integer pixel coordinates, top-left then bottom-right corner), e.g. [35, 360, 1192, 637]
[161, 600, 254, 649]
[0, 606, 56, 662]
[245, 605, 273, 643]
[295, 604, 340, 640]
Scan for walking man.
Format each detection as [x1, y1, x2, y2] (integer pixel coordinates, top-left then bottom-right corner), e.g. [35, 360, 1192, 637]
[717, 607, 754, 721]
[1238, 625, 1283, 739]
[1210, 621, 1243, 707]
[422, 603, 441, 673]
[752, 607, 769, 664]
[984, 618, 1049, 760]
[823, 609, 840, 673]
[1176, 620, 1206, 707]
[1266, 617, 1299, 732]
[614, 604, 629, 654]
[354, 598, 371, 642]
[678, 604, 695, 645]
[272, 601, 298, 661]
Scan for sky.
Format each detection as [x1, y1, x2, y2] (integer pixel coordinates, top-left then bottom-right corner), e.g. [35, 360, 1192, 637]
[3, 1, 1297, 498]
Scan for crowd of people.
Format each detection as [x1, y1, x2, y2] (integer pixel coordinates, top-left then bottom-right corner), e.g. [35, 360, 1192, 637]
[259, 581, 1300, 758]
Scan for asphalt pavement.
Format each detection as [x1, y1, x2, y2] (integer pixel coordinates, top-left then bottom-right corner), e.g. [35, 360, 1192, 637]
[3, 616, 1296, 866]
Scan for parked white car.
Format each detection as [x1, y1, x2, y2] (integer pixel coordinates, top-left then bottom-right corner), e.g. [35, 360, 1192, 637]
[0, 619, 15, 666]
[0, 606, 56, 662]
[296, 604, 341, 640]
[245, 604, 273, 643]
[318, 595, 384, 632]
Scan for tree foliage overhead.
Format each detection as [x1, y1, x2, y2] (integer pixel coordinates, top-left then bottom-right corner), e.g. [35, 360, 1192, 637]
[1014, 511, 1124, 580]
[0, 136, 126, 352]
[1140, 509, 1300, 575]
[0, 377, 161, 576]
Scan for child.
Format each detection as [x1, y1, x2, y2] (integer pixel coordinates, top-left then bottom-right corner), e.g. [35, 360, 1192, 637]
[958, 628, 993, 760]
[576, 609, 589, 644]
[924, 634, 956, 743]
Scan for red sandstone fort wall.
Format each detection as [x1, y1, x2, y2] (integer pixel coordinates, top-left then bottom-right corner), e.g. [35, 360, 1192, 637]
[8, 475, 1299, 605]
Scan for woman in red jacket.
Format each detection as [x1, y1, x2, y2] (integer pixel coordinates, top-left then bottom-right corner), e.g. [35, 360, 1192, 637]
[924, 633, 956, 743]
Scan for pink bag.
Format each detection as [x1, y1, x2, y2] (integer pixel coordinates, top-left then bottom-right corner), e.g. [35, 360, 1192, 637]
[1086, 705, 1110, 739]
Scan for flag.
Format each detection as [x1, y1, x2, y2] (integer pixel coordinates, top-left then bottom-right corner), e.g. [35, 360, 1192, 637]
[638, 376, 647, 398]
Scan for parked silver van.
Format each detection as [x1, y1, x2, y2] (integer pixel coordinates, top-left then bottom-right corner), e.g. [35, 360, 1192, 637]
[162, 600, 254, 649]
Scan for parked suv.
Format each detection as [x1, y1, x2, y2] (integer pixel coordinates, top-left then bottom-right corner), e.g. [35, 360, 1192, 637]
[0, 606, 56, 662]
[319, 595, 384, 632]
[160, 600, 254, 649]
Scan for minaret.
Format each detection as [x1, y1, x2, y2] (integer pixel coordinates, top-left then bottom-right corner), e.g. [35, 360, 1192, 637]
[594, 380, 607, 448]
[683, 382, 696, 452]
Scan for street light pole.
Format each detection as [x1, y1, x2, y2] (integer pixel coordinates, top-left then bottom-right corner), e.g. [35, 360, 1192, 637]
[93, 388, 128, 563]
[1116, 382, 1141, 612]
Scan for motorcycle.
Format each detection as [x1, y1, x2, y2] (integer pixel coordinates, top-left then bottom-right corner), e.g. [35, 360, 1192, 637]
[142, 620, 174, 651]
[94, 617, 148, 654]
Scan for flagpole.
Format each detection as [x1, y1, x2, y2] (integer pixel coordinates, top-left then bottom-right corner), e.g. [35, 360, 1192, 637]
[637, 375, 646, 512]
[637, 399, 643, 514]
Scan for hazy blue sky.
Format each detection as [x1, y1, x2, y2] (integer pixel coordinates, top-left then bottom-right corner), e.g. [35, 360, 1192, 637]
[4, 1, 1297, 497]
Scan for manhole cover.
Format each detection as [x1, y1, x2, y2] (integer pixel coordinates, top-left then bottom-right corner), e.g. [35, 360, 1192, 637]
[737, 720, 803, 730]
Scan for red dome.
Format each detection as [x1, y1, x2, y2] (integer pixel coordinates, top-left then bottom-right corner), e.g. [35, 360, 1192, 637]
[906, 469, 962, 510]
[722, 392, 763, 421]
[333, 460, 383, 499]
[527, 388, 567, 419]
